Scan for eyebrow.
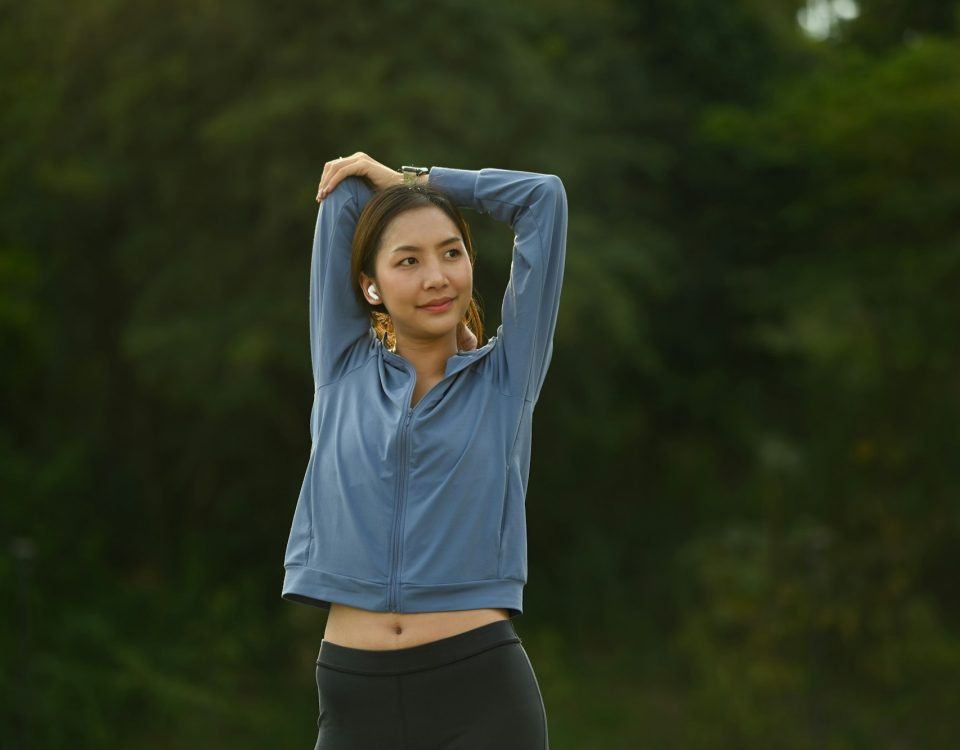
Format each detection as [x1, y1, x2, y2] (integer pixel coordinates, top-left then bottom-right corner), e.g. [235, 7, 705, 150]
[390, 237, 463, 254]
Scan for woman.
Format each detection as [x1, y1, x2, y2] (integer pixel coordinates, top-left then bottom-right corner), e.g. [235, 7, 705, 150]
[282, 152, 567, 749]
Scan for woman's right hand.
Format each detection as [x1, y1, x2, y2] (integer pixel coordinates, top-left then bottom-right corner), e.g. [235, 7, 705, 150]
[316, 152, 402, 202]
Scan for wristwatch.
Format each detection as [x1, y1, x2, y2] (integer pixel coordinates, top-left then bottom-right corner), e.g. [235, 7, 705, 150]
[399, 165, 431, 185]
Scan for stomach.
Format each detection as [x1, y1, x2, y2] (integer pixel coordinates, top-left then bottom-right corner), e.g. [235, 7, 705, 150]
[323, 602, 511, 650]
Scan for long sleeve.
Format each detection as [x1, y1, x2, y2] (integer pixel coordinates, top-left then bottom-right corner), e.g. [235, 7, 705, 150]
[309, 176, 376, 387]
[428, 167, 568, 403]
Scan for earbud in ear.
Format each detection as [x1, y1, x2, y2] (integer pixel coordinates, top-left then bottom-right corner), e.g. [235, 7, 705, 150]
[367, 284, 380, 301]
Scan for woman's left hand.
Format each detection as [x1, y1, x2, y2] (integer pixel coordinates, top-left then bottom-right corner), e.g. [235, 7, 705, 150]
[316, 152, 401, 201]
[457, 322, 478, 352]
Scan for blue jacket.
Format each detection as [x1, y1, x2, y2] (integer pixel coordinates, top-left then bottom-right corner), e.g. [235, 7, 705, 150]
[281, 166, 567, 617]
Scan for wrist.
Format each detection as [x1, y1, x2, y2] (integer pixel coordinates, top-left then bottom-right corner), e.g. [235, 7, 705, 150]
[398, 165, 431, 186]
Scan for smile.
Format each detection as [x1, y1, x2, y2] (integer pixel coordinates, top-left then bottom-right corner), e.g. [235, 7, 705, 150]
[419, 298, 454, 312]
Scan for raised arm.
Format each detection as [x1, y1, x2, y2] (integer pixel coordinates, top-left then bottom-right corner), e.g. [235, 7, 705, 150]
[309, 176, 376, 387]
[428, 167, 568, 403]
[310, 153, 429, 385]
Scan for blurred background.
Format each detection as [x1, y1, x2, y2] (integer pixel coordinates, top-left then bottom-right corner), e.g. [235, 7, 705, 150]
[2, 0, 959, 747]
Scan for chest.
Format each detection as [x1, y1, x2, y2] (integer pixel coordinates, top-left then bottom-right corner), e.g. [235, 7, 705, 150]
[410, 375, 443, 409]
[315, 370, 519, 472]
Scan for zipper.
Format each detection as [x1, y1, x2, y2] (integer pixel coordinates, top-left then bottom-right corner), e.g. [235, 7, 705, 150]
[388, 404, 414, 612]
[384, 354, 458, 612]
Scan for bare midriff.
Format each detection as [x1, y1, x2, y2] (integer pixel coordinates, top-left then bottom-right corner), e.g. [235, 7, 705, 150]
[322, 603, 511, 650]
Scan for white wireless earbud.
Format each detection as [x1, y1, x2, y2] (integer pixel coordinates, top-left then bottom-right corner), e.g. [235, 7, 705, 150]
[367, 284, 380, 301]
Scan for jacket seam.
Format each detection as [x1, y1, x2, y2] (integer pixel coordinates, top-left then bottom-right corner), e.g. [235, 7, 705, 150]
[518, 214, 548, 402]
[402, 575, 526, 585]
[284, 564, 385, 585]
[315, 342, 377, 391]
[461, 355, 523, 399]
[476, 185, 555, 402]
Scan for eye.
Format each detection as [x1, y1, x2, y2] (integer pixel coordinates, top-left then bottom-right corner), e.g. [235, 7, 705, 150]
[398, 257, 417, 266]
[446, 248, 463, 258]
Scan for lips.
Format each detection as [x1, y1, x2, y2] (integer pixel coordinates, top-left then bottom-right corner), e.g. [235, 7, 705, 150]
[419, 297, 454, 311]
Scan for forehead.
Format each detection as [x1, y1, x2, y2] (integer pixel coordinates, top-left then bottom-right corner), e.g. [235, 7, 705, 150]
[380, 205, 461, 246]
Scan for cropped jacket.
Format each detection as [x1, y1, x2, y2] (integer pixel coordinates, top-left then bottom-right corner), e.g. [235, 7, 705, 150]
[281, 166, 567, 617]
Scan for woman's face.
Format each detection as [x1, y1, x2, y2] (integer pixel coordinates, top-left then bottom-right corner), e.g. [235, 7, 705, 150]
[360, 205, 473, 345]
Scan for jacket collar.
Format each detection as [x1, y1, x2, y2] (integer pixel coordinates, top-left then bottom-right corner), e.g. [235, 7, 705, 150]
[377, 331, 498, 379]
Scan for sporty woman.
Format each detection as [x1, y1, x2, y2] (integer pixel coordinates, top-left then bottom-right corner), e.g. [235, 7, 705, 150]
[282, 152, 567, 749]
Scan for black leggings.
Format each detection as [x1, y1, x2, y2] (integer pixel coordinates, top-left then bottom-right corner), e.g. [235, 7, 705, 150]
[313, 618, 549, 749]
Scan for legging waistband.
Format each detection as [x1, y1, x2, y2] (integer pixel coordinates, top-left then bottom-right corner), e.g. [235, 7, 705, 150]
[316, 618, 521, 676]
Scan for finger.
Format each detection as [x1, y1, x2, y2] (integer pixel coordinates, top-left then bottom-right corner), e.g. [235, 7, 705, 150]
[317, 156, 350, 200]
[330, 152, 372, 184]
[317, 161, 332, 201]
[327, 153, 371, 189]
[317, 157, 344, 200]
[324, 158, 352, 196]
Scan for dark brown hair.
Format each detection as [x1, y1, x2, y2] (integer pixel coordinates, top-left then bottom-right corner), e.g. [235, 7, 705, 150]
[351, 183, 484, 351]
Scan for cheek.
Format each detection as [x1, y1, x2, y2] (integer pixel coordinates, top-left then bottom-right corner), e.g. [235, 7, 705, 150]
[377, 269, 409, 299]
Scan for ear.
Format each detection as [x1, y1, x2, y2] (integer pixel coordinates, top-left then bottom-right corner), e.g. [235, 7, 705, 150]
[359, 271, 379, 306]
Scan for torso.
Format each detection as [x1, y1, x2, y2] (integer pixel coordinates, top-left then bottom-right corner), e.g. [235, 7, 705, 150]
[322, 367, 509, 650]
[323, 603, 511, 650]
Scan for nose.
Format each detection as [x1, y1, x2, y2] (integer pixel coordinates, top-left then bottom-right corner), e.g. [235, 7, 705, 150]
[421, 258, 449, 289]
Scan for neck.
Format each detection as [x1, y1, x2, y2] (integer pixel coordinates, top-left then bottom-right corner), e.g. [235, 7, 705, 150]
[393, 329, 458, 376]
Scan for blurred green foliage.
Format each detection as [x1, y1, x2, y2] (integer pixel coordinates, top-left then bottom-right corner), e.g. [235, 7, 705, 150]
[2, 0, 959, 747]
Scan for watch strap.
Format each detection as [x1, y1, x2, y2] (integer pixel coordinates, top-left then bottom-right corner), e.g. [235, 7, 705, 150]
[399, 165, 431, 185]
